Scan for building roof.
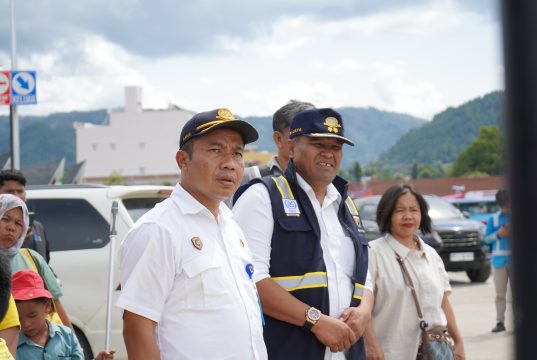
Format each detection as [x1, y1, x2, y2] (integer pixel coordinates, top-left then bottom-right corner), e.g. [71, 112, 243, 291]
[22, 158, 66, 185]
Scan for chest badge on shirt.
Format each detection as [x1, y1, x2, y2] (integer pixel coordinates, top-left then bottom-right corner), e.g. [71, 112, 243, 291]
[283, 198, 301, 216]
[191, 237, 203, 250]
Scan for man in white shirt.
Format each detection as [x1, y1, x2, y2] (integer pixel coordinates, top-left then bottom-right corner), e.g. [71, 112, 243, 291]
[233, 108, 373, 360]
[117, 108, 268, 360]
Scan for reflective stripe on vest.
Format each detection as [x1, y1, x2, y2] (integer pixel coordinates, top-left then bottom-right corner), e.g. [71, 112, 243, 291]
[492, 250, 511, 256]
[272, 176, 301, 216]
[353, 283, 365, 300]
[345, 196, 365, 233]
[272, 272, 328, 291]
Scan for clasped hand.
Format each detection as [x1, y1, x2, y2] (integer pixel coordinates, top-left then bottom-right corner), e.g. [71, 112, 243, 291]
[312, 307, 369, 353]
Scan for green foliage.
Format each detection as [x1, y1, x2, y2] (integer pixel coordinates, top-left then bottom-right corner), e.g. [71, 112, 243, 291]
[352, 161, 362, 181]
[451, 126, 503, 176]
[104, 170, 125, 185]
[417, 164, 444, 179]
[375, 91, 504, 171]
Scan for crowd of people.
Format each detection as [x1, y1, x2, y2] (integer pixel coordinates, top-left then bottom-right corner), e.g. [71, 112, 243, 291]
[0, 101, 511, 360]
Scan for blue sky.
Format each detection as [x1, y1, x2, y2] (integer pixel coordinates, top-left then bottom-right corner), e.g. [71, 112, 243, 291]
[0, 0, 502, 119]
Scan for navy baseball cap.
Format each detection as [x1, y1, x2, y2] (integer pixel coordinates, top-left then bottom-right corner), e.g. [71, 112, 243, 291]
[289, 108, 354, 146]
[180, 108, 259, 148]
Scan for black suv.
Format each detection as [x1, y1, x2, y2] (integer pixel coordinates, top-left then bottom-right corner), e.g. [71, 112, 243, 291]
[354, 195, 491, 283]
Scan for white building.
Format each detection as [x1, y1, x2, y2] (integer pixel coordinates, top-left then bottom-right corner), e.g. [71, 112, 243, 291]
[75, 87, 194, 184]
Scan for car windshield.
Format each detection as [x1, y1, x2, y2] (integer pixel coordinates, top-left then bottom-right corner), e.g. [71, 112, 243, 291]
[356, 195, 465, 222]
[122, 197, 167, 222]
[454, 201, 499, 215]
[359, 203, 377, 221]
[425, 196, 465, 220]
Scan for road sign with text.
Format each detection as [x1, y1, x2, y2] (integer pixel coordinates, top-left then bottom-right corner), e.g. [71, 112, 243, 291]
[11, 70, 37, 105]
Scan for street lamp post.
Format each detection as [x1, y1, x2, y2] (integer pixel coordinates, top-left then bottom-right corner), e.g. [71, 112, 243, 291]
[9, 0, 20, 170]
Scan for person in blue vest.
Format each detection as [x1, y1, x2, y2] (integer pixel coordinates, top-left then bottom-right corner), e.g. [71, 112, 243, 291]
[484, 189, 511, 333]
[233, 108, 372, 360]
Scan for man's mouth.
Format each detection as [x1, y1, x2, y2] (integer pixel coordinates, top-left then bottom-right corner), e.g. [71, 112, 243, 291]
[318, 162, 334, 168]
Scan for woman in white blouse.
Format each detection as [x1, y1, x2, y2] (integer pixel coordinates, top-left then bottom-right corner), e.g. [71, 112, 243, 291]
[364, 184, 465, 360]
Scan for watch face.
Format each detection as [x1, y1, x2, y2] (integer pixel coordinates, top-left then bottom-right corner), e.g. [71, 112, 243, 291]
[308, 308, 322, 321]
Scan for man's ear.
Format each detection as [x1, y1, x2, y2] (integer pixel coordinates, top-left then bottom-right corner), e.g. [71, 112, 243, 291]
[273, 131, 282, 150]
[288, 139, 296, 159]
[176, 150, 189, 171]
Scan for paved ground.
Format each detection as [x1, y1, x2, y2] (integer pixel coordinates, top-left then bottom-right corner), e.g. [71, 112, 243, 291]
[448, 272, 514, 360]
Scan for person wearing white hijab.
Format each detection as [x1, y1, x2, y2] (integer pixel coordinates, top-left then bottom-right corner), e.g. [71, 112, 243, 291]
[0, 194, 73, 329]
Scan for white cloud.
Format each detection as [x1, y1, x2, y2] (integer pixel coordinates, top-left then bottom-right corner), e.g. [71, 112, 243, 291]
[371, 62, 446, 118]
[0, 0, 502, 121]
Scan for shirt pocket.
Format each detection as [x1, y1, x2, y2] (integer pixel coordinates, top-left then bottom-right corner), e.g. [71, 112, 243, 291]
[182, 252, 233, 308]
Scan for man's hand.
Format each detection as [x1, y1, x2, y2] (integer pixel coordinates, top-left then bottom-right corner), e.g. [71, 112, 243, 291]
[311, 314, 357, 353]
[340, 306, 371, 339]
[95, 349, 116, 360]
[498, 224, 509, 238]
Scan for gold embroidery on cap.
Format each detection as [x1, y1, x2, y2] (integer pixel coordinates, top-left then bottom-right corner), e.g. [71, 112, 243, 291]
[323, 117, 341, 133]
[216, 108, 236, 121]
[191, 237, 203, 250]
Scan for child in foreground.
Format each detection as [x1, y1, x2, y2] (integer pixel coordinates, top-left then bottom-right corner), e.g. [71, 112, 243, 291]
[12, 270, 115, 360]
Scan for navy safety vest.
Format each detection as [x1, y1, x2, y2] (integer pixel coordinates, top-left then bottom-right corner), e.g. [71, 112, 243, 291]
[235, 161, 369, 360]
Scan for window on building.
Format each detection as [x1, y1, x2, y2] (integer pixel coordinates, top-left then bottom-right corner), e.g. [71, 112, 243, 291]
[110, 143, 116, 150]
[92, 144, 98, 151]
[138, 142, 146, 150]
[139, 167, 145, 175]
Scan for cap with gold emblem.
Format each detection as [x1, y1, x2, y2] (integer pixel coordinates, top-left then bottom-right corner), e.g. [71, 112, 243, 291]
[289, 108, 354, 146]
[180, 108, 259, 149]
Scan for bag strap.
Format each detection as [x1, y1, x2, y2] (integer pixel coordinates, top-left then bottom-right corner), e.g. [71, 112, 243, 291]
[395, 253, 429, 331]
[20, 248, 39, 273]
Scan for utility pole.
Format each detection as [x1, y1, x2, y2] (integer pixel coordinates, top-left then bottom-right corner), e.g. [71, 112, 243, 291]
[9, 0, 20, 170]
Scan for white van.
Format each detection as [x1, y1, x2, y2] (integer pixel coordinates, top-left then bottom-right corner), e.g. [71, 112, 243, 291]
[26, 184, 173, 360]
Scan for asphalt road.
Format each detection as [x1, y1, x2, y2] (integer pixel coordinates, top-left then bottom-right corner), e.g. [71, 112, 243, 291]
[448, 271, 514, 360]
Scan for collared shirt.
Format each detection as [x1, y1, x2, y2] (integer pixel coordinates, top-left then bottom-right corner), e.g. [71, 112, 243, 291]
[368, 234, 451, 360]
[233, 174, 372, 360]
[265, 155, 284, 176]
[17, 320, 83, 360]
[117, 183, 267, 360]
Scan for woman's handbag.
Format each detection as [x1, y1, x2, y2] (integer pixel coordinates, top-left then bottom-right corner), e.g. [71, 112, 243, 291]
[395, 253, 454, 360]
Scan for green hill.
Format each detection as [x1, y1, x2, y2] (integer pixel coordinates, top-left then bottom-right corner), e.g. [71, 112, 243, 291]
[245, 107, 426, 169]
[0, 110, 108, 166]
[374, 91, 504, 172]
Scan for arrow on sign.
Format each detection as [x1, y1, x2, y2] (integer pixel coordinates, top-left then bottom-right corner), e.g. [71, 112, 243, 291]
[16, 76, 29, 90]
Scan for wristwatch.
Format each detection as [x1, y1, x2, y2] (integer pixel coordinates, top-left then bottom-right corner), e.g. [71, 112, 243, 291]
[303, 307, 322, 331]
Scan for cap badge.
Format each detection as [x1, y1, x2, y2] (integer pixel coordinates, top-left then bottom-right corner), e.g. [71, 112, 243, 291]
[323, 116, 341, 134]
[239, 238, 245, 248]
[191, 237, 203, 250]
[216, 108, 236, 121]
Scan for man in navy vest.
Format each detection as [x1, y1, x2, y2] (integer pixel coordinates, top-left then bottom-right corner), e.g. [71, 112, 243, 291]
[233, 108, 373, 359]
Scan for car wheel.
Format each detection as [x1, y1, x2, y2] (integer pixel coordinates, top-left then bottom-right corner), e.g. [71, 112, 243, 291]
[74, 327, 94, 360]
[467, 264, 491, 283]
